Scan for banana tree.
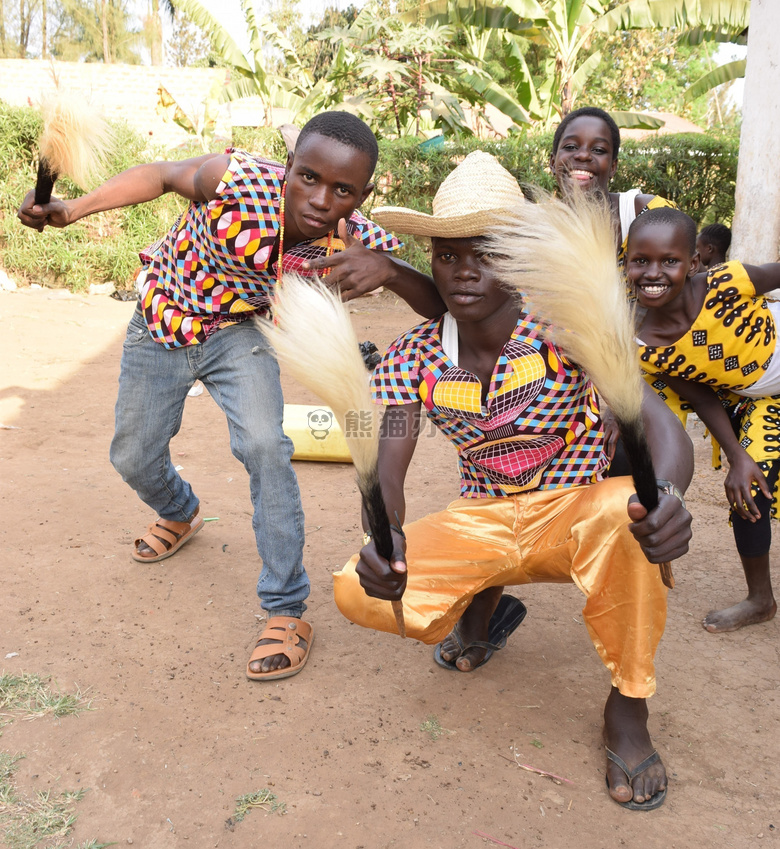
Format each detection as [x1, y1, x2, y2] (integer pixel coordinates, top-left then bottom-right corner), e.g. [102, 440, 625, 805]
[170, 0, 323, 124]
[593, 0, 750, 103]
[404, 0, 751, 128]
[401, 0, 665, 129]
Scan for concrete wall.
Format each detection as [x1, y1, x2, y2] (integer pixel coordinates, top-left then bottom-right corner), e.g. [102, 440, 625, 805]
[0, 59, 280, 150]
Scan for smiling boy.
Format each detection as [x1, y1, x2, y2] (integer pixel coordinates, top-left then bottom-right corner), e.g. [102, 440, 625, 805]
[334, 152, 694, 809]
[18, 111, 442, 680]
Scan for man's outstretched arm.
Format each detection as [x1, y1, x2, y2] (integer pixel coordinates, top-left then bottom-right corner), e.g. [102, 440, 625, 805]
[17, 154, 229, 231]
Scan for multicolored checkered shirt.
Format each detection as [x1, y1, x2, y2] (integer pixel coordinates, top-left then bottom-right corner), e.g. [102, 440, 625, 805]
[372, 313, 609, 497]
[138, 150, 400, 348]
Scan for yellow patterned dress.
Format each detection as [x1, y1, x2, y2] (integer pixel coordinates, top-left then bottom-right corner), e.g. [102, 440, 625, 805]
[638, 261, 780, 513]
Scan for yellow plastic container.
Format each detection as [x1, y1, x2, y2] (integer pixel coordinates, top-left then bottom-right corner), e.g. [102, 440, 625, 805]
[283, 404, 353, 463]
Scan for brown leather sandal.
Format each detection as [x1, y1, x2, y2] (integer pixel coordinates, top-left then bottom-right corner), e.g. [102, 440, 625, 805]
[132, 507, 203, 563]
[246, 617, 314, 681]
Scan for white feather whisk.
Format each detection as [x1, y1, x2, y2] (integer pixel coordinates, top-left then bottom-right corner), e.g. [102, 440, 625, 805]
[488, 190, 674, 588]
[35, 93, 116, 205]
[257, 273, 407, 634]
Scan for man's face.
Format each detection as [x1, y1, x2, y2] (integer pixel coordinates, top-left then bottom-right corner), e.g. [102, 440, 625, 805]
[696, 235, 715, 268]
[430, 236, 513, 323]
[283, 135, 375, 246]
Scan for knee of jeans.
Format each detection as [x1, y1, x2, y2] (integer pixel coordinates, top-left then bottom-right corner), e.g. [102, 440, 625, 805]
[110, 439, 153, 488]
[234, 431, 294, 467]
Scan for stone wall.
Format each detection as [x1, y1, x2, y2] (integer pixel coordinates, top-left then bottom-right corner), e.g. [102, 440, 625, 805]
[0, 59, 282, 150]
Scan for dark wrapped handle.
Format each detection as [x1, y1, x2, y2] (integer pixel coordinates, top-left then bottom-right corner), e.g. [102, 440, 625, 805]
[621, 419, 675, 589]
[359, 469, 407, 636]
[35, 158, 58, 206]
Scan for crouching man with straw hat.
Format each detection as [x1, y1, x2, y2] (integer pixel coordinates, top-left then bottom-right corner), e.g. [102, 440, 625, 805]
[333, 152, 693, 810]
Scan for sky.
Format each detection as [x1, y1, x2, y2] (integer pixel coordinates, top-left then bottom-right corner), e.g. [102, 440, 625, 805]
[188, 0, 362, 54]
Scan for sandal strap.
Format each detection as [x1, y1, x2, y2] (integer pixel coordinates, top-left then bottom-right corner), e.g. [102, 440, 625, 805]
[605, 747, 660, 782]
[248, 617, 313, 667]
[135, 517, 195, 556]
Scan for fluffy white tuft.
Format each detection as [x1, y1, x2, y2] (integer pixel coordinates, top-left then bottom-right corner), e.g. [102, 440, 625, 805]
[256, 273, 380, 479]
[257, 274, 408, 632]
[39, 93, 116, 189]
[488, 190, 643, 428]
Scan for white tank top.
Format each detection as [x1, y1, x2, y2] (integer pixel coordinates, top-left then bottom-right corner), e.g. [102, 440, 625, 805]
[619, 189, 641, 242]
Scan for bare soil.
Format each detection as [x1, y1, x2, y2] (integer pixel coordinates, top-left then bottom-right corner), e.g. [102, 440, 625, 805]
[1, 286, 778, 849]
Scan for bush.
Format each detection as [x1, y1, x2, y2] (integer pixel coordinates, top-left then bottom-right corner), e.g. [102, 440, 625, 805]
[372, 130, 738, 269]
[0, 103, 297, 291]
[231, 126, 288, 162]
[616, 133, 738, 226]
[0, 97, 739, 287]
[0, 102, 193, 291]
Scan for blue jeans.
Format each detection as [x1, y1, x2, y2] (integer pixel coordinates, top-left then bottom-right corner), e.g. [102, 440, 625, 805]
[110, 308, 309, 617]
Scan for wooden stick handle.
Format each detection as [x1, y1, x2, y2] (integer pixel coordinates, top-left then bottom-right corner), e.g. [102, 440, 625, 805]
[660, 562, 674, 589]
[620, 421, 676, 591]
[391, 600, 407, 638]
[360, 473, 407, 638]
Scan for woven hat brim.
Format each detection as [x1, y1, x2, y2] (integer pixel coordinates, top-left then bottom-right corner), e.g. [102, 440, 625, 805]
[372, 206, 514, 238]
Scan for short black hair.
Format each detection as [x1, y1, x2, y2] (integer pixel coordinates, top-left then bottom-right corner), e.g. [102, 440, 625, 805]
[296, 111, 379, 175]
[628, 207, 698, 254]
[698, 222, 732, 255]
[551, 107, 621, 161]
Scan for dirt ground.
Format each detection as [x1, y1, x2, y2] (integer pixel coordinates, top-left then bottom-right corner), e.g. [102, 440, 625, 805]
[1, 286, 778, 849]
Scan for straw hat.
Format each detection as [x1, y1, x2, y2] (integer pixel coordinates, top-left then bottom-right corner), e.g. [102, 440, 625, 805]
[372, 150, 524, 238]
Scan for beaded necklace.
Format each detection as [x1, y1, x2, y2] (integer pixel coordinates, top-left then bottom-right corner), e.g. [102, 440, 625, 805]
[276, 181, 334, 285]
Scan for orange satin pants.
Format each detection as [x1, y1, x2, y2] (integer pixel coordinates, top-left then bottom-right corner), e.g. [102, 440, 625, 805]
[334, 477, 667, 699]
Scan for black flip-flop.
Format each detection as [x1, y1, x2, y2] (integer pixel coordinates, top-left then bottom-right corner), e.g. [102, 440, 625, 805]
[434, 594, 527, 671]
[605, 748, 668, 811]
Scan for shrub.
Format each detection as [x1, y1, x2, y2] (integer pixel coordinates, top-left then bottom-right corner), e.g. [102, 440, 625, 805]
[0, 97, 738, 287]
[616, 133, 738, 225]
[372, 130, 737, 269]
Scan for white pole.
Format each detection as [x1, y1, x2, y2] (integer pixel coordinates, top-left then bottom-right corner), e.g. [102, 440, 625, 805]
[731, 0, 780, 264]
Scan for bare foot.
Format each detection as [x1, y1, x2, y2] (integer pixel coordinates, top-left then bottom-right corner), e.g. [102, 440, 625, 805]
[603, 688, 666, 807]
[703, 598, 777, 633]
[439, 587, 503, 671]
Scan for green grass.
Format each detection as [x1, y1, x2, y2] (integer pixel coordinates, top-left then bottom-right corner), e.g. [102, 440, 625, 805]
[0, 673, 92, 722]
[231, 789, 286, 823]
[420, 714, 449, 741]
[0, 751, 96, 849]
[0, 674, 109, 848]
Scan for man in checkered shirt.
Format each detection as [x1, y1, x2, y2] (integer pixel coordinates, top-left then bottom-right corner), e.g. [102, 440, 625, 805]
[18, 111, 444, 681]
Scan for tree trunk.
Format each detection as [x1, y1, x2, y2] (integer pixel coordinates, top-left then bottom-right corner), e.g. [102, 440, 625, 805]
[0, 0, 6, 57]
[150, 0, 162, 66]
[18, 0, 26, 57]
[415, 53, 423, 138]
[381, 42, 402, 136]
[101, 0, 111, 63]
[41, 0, 46, 58]
[732, 0, 780, 263]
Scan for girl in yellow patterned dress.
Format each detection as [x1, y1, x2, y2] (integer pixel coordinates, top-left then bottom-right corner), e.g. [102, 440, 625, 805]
[549, 106, 681, 467]
[627, 206, 780, 635]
